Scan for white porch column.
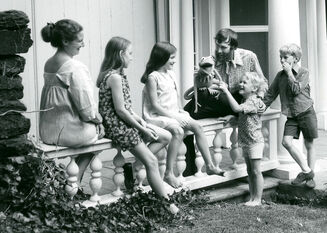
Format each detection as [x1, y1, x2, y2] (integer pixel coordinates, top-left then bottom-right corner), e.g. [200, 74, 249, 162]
[316, 0, 327, 130]
[268, 0, 303, 179]
[209, 0, 230, 53]
[215, 0, 230, 30]
[299, 0, 318, 105]
[180, 0, 194, 103]
[169, 0, 194, 105]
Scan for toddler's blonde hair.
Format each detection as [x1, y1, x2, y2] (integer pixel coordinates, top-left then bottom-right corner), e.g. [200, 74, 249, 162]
[242, 72, 267, 95]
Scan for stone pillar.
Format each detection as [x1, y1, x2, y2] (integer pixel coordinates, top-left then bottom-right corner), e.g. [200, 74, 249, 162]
[268, 1, 304, 179]
[316, 0, 327, 130]
[0, 10, 33, 157]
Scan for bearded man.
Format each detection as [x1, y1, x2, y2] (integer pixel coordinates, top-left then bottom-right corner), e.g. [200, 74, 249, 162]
[183, 28, 268, 175]
[184, 28, 267, 119]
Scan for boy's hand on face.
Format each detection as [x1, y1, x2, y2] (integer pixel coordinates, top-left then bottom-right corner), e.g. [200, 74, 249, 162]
[282, 62, 293, 75]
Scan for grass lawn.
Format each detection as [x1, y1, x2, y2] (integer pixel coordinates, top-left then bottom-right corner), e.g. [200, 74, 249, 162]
[160, 202, 327, 233]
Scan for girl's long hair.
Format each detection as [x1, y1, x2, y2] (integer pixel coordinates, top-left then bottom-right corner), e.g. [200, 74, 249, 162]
[96, 36, 131, 87]
[140, 41, 177, 84]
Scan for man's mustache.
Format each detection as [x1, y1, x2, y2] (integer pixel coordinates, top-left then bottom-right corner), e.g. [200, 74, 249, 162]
[215, 51, 232, 62]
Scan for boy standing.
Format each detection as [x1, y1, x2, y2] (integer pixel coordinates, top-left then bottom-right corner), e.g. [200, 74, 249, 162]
[264, 43, 318, 188]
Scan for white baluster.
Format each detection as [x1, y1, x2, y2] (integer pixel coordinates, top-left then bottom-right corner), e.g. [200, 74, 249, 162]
[176, 141, 187, 181]
[65, 156, 79, 198]
[194, 143, 205, 177]
[212, 129, 223, 172]
[230, 126, 240, 169]
[156, 148, 167, 179]
[89, 151, 102, 202]
[112, 149, 125, 197]
[134, 159, 146, 190]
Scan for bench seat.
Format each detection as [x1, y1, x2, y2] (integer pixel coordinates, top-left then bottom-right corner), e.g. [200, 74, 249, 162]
[36, 138, 113, 159]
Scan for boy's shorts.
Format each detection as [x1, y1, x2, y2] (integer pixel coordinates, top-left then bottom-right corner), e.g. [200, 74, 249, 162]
[242, 143, 264, 160]
[284, 106, 318, 140]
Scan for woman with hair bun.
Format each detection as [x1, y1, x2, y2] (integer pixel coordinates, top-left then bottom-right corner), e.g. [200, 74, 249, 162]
[39, 19, 104, 184]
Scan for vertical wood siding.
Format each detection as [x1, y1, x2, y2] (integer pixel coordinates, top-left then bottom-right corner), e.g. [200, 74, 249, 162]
[1, 0, 156, 137]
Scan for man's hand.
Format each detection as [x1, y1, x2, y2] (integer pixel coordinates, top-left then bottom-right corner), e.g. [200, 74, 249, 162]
[208, 84, 221, 97]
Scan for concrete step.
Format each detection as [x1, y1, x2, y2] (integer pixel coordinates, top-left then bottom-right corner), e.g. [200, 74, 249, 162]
[207, 176, 281, 203]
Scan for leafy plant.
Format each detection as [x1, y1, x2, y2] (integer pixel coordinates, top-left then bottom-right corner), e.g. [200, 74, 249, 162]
[0, 153, 208, 232]
[271, 191, 327, 207]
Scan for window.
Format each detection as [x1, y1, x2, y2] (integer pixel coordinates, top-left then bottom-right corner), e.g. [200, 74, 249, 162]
[230, 0, 269, 78]
[230, 0, 268, 25]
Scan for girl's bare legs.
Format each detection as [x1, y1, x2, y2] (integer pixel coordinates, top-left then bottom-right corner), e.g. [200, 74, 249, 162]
[243, 155, 254, 205]
[164, 125, 184, 188]
[186, 119, 224, 175]
[130, 142, 179, 214]
[130, 142, 169, 199]
[147, 125, 171, 154]
[76, 153, 94, 183]
[245, 159, 263, 206]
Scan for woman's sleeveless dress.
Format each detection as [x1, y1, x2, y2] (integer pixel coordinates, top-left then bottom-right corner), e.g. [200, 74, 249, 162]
[39, 59, 98, 148]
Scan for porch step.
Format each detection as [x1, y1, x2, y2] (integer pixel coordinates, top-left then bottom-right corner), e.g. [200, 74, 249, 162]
[207, 176, 280, 203]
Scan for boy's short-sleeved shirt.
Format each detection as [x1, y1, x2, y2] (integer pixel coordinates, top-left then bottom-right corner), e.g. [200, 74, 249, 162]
[238, 95, 266, 147]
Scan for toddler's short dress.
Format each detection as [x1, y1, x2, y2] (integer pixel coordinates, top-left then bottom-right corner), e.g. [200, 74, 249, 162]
[98, 70, 142, 151]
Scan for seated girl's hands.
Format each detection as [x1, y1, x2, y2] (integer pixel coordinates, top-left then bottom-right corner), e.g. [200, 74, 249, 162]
[139, 119, 147, 127]
[175, 115, 190, 128]
[97, 124, 105, 139]
[92, 112, 103, 124]
[142, 127, 159, 141]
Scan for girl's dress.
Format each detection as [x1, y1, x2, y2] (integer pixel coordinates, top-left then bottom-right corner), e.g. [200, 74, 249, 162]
[238, 95, 266, 148]
[39, 59, 98, 148]
[142, 70, 190, 128]
[98, 70, 142, 151]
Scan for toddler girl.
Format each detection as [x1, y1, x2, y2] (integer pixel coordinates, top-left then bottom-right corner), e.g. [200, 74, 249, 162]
[97, 37, 178, 213]
[141, 42, 224, 183]
[218, 72, 266, 206]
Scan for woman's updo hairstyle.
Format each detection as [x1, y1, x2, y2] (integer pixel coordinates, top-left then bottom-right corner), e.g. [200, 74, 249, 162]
[41, 19, 83, 48]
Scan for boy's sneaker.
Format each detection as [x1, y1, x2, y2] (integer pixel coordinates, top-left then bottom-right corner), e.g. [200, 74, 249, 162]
[291, 170, 314, 185]
[305, 179, 316, 189]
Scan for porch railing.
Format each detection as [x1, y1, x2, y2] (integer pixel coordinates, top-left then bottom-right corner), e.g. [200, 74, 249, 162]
[37, 108, 280, 207]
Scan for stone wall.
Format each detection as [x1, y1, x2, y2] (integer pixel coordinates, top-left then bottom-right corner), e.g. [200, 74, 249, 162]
[0, 10, 33, 157]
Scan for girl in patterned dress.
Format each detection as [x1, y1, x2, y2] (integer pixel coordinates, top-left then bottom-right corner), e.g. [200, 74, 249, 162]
[97, 37, 178, 214]
[141, 42, 225, 186]
[217, 72, 267, 206]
